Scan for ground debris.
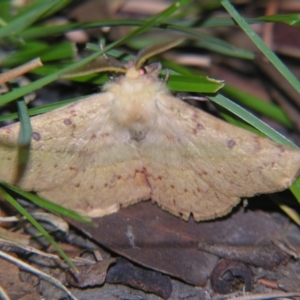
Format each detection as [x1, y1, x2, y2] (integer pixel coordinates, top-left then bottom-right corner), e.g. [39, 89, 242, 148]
[106, 258, 173, 299]
[66, 258, 116, 288]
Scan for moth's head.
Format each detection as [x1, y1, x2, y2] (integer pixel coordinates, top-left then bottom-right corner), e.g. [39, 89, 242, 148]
[123, 38, 183, 78]
[60, 38, 183, 81]
[125, 61, 162, 79]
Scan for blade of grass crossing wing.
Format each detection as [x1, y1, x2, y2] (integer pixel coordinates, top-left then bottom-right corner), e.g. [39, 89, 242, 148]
[0, 186, 76, 270]
[17, 100, 32, 174]
[17, 100, 32, 146]
[0, 97, 80, 122]
[209, 94, 298, 148]
[220, 0, 300, 205]
[0, 180, 92, 224]
[209, 94, 300, 205]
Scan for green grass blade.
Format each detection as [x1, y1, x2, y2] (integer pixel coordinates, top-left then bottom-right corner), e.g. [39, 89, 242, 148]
[290, 177, 300, 201]
[0, 0, 63, 38]
[257, 14, 300, 26]
[1, 41, 48, 66]
[0, 0, 11, 22]
[16, 99, 32, 170]
[223, 85, 293, 129]
[20, 21, 140, 40]
[208, 94, 298, 149]
[220, 0, 300, 205]
[168, 75, 224, 93]
[32, 0, 71, 19]
[0, 180, 92, 224]
[17, 100, 32, 146]
[0, 50, 104, 106]
[109, 0, 193, 50]
[0, 185, 76, 269]
[0, 97, 79, 122]
[20, 19, 254, 59]
[0, 0, 191, 106]
[220, 0, 300, 95]
[2, 41, 75, 67]
[38, 42, 75, 62]
[193, 37, 254, 59]
[190, 14, 300, 28]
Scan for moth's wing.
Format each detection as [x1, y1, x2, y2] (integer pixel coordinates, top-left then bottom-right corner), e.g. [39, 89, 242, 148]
[0, 93, 151, 217]
[141, 94, 300, 221]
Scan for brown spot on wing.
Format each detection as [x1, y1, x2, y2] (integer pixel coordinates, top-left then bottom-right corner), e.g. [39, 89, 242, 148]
[277, 145, 285, 155]
[227, 139, 236, 149]
[32, 132, 41, 141]
[64, 119, 72, 125]
[193, 123, 204, 134]
[191, 112, 199, 121]
[197, 123, 204, 130]
[3, 127, 11, 138]
[69, 106, 77, 117]
[253, 136, 261, 152]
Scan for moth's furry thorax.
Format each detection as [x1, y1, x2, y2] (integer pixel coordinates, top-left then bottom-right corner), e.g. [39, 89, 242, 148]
[103, 65, 170, 129]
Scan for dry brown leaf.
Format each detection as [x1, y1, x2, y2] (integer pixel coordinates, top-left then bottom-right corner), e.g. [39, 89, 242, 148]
[0, 257, 41, 300]
[70, 201, 300, 286]
[0, 46, 300, 221]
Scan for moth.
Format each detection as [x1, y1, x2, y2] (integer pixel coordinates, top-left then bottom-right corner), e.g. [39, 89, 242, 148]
[0, 40, 300, 221]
